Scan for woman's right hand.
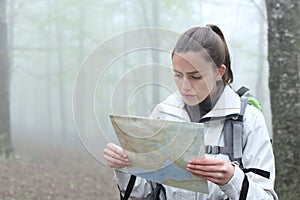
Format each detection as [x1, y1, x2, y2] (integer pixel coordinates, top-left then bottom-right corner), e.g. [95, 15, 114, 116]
[104, 143, 131, 168]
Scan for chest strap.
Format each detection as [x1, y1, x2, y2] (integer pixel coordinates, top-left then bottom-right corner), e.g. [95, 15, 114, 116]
[242, 168, 270, 179]
[205, 145, 232, 154]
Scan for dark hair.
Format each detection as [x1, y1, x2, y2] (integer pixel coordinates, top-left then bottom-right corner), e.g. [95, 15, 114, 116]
[172, 24, 233, 84]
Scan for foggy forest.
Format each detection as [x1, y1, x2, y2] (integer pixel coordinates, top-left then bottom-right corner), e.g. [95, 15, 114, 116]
[0, 0, 299, 199]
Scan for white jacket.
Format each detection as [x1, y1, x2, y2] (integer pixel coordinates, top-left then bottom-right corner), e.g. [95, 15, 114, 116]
[115, 85, 278, 200]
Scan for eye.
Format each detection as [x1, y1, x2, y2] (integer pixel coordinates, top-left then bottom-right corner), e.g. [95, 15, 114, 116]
[174, 72, 183, 78]
[190, 75, 202, 80]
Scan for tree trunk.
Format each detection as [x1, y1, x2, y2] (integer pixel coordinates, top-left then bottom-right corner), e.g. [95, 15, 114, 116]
[266, 0, 300, 199]
[46, 18, 53, 135]
[54, 0, 66, 140]
[78, 1, 87, 133]
[151, 0, 160, 104]
[0, 0, 14, 157]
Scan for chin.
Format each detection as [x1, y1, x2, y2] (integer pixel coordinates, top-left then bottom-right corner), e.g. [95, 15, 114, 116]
[183, 95, 205, 106]
[184, 100, 200, 106]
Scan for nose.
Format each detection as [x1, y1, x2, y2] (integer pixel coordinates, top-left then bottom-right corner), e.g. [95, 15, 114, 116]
[181, 77, 192, 92]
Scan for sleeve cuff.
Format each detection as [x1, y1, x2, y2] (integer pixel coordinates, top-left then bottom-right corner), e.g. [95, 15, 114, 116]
[219, 164, 244, 198]
[114, 169, 131, 191]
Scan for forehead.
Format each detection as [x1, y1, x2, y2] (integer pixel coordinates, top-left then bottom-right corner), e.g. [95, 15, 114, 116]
[172, 51, 213, 72]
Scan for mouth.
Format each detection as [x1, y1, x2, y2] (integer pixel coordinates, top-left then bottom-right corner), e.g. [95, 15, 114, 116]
[182, 94, 196, 99]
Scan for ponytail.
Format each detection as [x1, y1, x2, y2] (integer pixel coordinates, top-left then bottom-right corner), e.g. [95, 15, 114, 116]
[206, 24, 233, 84]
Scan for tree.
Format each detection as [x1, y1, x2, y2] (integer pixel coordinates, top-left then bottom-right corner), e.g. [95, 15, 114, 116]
[0, 0, 14, 157]
[266, 0, 300, 199]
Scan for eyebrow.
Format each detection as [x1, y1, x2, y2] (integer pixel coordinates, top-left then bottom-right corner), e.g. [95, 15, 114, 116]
[173, 69, 201, 75]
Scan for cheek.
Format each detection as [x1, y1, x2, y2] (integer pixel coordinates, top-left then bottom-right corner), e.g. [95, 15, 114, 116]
[204, 74, 218, 90]
[194, 80, 209, 95]
[194, 77, 215, 96]
[174, 78, 181, 88]
[174, 77, 183, 90]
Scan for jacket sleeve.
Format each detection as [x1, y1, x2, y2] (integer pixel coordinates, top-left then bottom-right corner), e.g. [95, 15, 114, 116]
[220, 105, 278, 200]
[114, 170, 152, 199]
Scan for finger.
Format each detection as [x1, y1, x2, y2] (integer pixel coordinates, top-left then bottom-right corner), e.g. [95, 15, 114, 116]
[189, 157, 224, 165]
[187, 164, 234, 185]
[204, 176, 226, 185]
[187, 163, 226, 173]
[187, 168, 226, 185]
[105, 143, 129, 161]
[106, 160, 126, 169]
[203, 175, 229, 186]
[104, 154, 131, 168]
[187, 168, 223, 179]
[104, 147, 130, 163]
[107, 143, 128, 159]
[106, 159, 129, 168]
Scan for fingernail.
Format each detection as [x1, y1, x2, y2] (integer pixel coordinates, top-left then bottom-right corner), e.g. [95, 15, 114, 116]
[187, 164, 191, 168]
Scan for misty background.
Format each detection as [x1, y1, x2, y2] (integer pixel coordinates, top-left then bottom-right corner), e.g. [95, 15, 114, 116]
[8, 0, 270, 161]
[3, 1, 300, 199]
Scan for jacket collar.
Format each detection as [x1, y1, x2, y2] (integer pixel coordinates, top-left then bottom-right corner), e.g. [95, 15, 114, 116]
[202, 85, 241, 118]
[162, 85, 241, 121]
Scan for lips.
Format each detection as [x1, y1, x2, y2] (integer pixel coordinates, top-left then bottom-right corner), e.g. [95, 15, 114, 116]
[182, 94, 196, 99]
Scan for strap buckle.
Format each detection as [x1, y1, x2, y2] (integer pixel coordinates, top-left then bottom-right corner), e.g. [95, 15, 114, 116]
[205, 145, 220, 154]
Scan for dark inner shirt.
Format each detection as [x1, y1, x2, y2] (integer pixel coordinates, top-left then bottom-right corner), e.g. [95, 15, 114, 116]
[185, 81, 225, 122]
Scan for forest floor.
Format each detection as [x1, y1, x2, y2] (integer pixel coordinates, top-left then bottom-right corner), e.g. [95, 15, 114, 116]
[0, 140, 120, 200]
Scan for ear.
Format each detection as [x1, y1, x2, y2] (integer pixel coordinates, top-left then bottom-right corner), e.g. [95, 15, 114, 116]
[217, 64, 226, 77]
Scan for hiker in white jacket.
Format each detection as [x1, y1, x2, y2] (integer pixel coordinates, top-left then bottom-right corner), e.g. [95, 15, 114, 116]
[104, 24, 278, 199]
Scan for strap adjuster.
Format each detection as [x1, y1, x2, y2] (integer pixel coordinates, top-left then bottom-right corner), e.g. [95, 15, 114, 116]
[205, 145, 220, 154]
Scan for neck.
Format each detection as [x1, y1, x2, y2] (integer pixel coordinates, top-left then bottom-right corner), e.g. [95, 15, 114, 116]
[185, 81, 225, 122]
[204, 80, 225, 110]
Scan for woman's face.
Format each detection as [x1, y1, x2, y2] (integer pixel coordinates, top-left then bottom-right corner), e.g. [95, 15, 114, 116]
[172, 51, 224, 106]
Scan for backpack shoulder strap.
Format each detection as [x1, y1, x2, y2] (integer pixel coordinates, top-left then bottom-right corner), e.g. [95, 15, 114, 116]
[237, 86, 262, 111]
[231, 98, 248, 166]
[151, 183, 166, 200]
[118, 175, 136, 200]
[118, 175, 166, 200]
[205, 97, 247, 167]
[236, 86, 250, 97]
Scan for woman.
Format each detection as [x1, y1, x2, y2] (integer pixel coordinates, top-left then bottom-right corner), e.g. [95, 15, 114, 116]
[104, 25, 278, 199]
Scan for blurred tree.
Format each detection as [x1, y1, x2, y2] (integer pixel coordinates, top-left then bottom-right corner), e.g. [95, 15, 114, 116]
[54, 0, 67, 138]
[251, 0, 267, 100]
[266, 0, 300, 199]
[151, 0, 160, 105]
[0, 0, 14, 157]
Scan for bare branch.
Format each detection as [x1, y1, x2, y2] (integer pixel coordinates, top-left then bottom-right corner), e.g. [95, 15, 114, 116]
[249, 0, 267, 21]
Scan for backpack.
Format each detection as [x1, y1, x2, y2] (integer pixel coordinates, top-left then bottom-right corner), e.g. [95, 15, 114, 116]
[202, 86, 270, 200]
[118, 86, 268, 200]
[203, 86, 262, 168]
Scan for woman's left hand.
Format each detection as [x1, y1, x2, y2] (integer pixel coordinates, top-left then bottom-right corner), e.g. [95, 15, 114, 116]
[186, 157, 235, 186]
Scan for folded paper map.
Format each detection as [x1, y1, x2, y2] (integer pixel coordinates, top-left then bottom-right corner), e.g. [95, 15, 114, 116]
[109, 114, 208, 194]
